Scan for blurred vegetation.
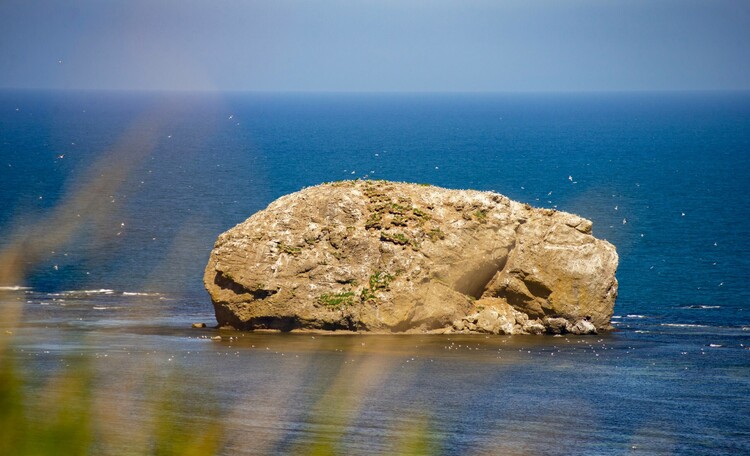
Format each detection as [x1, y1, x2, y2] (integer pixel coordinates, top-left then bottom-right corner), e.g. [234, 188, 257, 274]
[0, 343, 442, 455]
[0, 354, 93, 455]
[0, 101, 441, 455]
[0, 349, 225, 456]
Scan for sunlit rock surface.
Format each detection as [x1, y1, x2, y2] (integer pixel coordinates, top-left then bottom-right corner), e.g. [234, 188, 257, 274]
[204, 181, 618, 335]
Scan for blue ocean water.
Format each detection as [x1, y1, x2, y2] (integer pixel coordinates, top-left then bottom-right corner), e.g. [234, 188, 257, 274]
[2, 90, 749, 325]
[1, 90, 749, 454]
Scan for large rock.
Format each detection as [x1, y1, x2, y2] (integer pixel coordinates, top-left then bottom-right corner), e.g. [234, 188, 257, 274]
[204, 181, 618, 335]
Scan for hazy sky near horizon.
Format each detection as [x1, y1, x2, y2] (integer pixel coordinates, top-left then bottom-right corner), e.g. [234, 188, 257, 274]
[1, 0, 749, 92]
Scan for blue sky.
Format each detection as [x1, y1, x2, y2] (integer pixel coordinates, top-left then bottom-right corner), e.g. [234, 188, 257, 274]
[1, 0, 748, 92]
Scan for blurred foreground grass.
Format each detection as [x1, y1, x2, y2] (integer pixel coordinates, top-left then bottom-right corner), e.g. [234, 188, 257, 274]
[0, 99, 228, 455]
[0, 349, 225, 456]
[0, 355, 93, 455]
[0, 342, 441, 455]
[0, 97, 440, 456]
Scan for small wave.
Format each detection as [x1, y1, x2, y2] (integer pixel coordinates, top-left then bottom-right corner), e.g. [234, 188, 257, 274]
[682, 305, 721, 309]
[60, 289, 115, 295]
[0, 286, 32, 291]
[122, 292, 161, 296]
[634, 330, 650, 334]
[625, 315, 646, 319]
[660, 323, 708, 328]
[92, 306, 108, 310]
[611, 315, 622, 319]
[80, 289, 115, 295]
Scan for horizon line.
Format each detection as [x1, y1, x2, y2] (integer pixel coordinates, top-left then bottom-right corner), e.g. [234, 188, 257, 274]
[1, 87, 750, 96]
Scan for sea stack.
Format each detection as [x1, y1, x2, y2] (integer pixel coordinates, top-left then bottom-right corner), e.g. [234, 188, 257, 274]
[204, 181, 618, 335]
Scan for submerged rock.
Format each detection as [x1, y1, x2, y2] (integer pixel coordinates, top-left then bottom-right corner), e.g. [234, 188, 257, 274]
[204, 181, 618, 335]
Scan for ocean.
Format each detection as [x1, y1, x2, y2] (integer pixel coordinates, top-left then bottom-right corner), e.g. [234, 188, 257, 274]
[1, 90, 749, 454]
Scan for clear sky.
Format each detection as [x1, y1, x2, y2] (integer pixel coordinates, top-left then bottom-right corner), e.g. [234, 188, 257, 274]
[1, 0, 748, 92]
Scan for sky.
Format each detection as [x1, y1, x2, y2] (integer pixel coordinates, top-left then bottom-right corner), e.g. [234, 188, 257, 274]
[1, 0, 749, 92]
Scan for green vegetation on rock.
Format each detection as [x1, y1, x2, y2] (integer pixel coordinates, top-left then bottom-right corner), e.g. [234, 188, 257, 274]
[427, 228, 446, 241]
[359, 270, 395, 303]
[278, 242, 302, 256]
[380, 231, 410, 246]
[411, 207, 430, 220]
[317, 291, 356, 308]
[365, 212, 383, 230]
[369, 271, 394, 291]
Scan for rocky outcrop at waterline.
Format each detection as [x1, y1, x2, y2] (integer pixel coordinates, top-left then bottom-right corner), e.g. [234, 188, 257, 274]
[203, 181, 618, 335]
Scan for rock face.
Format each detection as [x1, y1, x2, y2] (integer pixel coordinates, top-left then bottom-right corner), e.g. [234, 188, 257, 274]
[204, 181, 618, 335]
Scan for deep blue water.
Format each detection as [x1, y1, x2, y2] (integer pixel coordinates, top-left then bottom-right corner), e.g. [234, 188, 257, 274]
[2, 90, 749, 326]
[1, 90, 749, 454]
